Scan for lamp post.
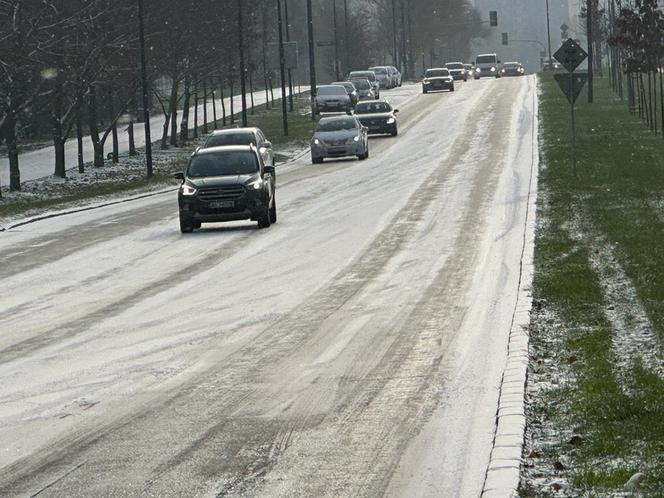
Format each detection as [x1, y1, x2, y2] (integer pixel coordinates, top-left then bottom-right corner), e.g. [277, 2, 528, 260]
[137, 0, 152, 178]
[277, 0, 288, 135]
[306, 0, 317, 121]
[284, 0, 294, 112]
[238, 0, 248, 126]
[333, 0, 340, 80]
[343, 0, 349, 73]
[545, 0, 553, 69]
[586, 0, 593, 103]
[391, 0, 398, 67]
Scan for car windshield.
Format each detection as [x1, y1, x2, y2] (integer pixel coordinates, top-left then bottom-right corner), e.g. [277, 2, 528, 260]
[425, 69, 449, 77]
[350, 71, 375, 81]
[318, 86, 346, 96]
[188, 150, 258, 177]
[351, 79, 370, 90]
[370, 67, 388, 75]
[332, 82, 353, 91]
[204, 132, 255, 147]
[446, 63, 463, 69]
[476, 55, 497, 64]
[505, 63, 519, 69]
[355, 102, 391, 114]
[316, 117, 358, 132]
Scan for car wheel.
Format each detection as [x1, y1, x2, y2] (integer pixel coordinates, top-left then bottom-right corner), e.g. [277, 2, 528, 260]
[450, 85, 455, 92]
[269, 197, 277, 224]
[312, 156, 323, 164]
[257, 207, 271, 229]
[391, 128, 398, 137]
[423, 89, 428, 94]
[179, 215, 194, 233]
[193, 221, 202, 229]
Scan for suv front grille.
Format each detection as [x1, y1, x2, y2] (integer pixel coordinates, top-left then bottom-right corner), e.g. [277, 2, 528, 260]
[198, 185, 245, 201]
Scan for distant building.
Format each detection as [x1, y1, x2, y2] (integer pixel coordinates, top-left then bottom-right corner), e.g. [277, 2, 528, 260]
[470, 0, 570, 72]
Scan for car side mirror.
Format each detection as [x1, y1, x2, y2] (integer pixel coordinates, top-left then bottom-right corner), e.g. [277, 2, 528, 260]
[264, 165, 276, 176]
[498, 60, 502, 63]
[263, 141, 272, 149]
[393, 109, 400, 113]
[173, 172, 185, 181]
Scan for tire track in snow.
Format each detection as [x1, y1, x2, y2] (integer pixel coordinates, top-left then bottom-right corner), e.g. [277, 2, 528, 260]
[0, 80, 519, 497]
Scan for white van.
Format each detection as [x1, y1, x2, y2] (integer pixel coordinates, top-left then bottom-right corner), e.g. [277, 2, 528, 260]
[474, 53, 501, 79]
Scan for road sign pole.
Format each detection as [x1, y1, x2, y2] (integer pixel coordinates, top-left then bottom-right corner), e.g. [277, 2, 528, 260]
[570, 77, 577, 177]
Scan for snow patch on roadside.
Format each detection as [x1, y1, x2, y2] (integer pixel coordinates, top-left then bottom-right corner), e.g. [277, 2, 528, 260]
[520, 305, 576, 496]
[0, 140, 308, 230]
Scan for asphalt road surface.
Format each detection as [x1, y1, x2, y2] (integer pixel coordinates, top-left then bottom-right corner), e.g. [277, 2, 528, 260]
[0, 76, 537, 497]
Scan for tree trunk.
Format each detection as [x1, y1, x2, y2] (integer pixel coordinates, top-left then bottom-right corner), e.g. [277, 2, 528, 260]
[6, 110, 21, 191]
[52, 114, 66, 178]
[220, 81, 226, 126]
[170, 77, 179, 147]
[180, 76, 191, 143]
[76, 109, 85, 173]
[88, 85, 104, 168]
[652, 70, 658, 134]
[193, 77, 199, 138]
[230, 78, 235, 125]
[203, 78, 208, 134]
[269, 74, 275, 106]
[161, 112, 171, 149]
[128, 121, 137, 156]
[249, 70, 255, 115]
[212, 90, 218, 129]
[112, 123, 119, 163]
[108, 91, 119, 163]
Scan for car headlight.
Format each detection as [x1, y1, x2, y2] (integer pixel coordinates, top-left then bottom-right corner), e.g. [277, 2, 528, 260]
[313, 138, 320, 145]
[475, 68, 481, 72]
[249, 179, 263, 190]
[387, 117, 396, 124]
[491, 67, 496, 72]
[423, 79, 430, 84]
[180, 184, 197, 196]
[353, 135, 360, 142]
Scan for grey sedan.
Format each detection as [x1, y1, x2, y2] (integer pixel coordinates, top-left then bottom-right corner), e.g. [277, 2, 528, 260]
[311, 115, 369, 164]
[314, 85, 353, 114]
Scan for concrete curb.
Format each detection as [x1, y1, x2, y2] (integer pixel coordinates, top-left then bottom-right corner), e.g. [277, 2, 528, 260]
[481, 80, 539, 498]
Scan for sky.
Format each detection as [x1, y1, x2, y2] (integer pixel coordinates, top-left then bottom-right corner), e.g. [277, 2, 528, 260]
[470, 0, 574, 72]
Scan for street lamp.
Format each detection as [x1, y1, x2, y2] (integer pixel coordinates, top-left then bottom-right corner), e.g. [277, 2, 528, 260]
[306, 0, 317, 121]
[137, 0, 152, 178]
[545, 0, 553, 69]
[238, 0, 248, 127]
[333, 0, 340, 80]
[277, 0, 288, 135]
[391, 0, 398, 67]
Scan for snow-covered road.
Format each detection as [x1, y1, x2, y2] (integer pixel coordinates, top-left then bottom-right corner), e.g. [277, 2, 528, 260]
[0, 86, 308, 187]
[0, 76, 538, 497]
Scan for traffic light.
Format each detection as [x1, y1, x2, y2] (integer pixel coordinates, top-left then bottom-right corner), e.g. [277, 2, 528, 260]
[489, 11, 498, 27]
[502, 32, 508, 45]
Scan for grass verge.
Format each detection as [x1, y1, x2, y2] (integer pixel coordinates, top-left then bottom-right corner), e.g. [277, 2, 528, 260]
[521, 73, 664, 496]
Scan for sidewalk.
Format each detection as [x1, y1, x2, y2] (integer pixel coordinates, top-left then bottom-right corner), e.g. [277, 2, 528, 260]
[0, 86, 308, 187]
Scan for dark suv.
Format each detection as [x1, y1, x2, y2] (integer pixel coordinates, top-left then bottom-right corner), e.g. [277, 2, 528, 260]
[174, 145, 276, 233]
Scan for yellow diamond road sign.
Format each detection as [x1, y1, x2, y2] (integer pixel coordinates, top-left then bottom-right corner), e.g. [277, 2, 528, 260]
[553, 38, 588, 73]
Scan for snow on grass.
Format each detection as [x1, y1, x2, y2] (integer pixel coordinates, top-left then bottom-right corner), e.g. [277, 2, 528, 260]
[571, 215, 664, 385]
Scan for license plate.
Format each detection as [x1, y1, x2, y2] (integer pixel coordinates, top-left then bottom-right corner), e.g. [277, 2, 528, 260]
[209, 200, 234, 208]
